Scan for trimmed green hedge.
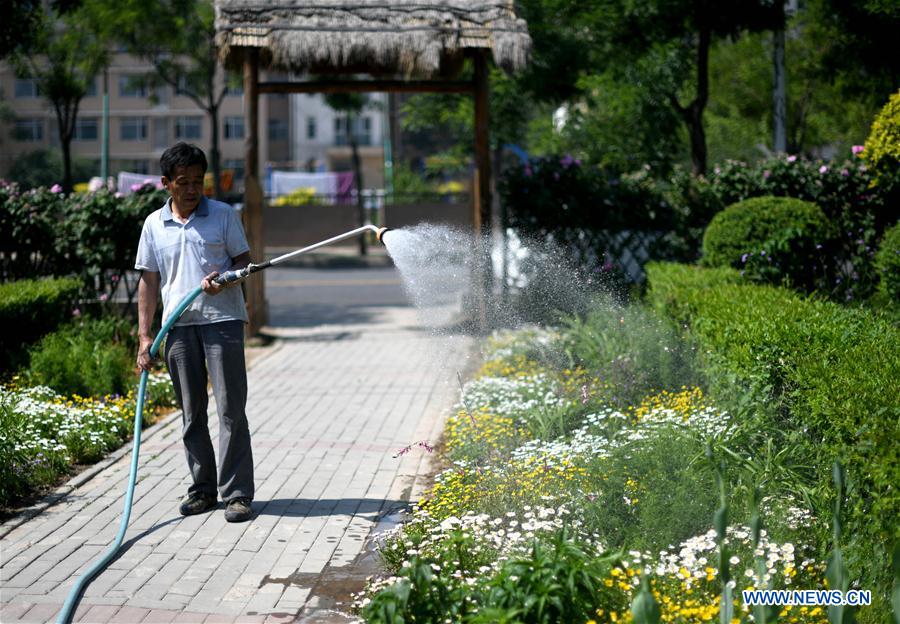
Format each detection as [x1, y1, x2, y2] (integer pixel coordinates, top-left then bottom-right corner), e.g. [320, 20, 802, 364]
[646, 262, 899, 604]
[0, 277, 83, 373]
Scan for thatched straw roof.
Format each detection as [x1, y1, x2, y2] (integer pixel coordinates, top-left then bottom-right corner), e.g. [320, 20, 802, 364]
[215, 1, 531, 77]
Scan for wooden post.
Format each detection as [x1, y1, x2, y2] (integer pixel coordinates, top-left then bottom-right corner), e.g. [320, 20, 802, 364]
[243, 47, 267, 336]
[473, 51, 492, 240]
[473, 50, 492, 330]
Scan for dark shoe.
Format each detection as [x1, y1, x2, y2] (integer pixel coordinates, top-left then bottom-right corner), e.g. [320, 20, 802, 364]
[224, 497, 253, 523]
[179, 493, 217, 516]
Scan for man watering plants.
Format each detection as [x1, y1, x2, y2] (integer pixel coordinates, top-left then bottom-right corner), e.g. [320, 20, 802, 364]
[134, 142, 254, 523]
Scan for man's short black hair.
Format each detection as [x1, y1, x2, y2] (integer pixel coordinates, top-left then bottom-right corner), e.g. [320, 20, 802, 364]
[160, 142, 208, 179]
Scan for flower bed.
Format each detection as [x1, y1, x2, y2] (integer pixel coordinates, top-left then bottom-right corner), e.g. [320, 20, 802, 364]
[355, 325, 840, 623]
[0, 374, 174, 507]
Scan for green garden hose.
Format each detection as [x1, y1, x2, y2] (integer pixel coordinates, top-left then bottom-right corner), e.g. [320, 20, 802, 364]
[56, 224, 390, 623]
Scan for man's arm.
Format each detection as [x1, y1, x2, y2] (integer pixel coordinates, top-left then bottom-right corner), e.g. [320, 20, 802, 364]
[137, 270, 161, 371]
[201, 250, 252, 296]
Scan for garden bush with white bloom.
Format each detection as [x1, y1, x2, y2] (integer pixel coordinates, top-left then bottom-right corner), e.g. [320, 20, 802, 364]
[0, 373, 173, 507]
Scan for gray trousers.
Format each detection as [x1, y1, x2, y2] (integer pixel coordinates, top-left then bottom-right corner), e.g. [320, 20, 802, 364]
[164, 320, 254, 502]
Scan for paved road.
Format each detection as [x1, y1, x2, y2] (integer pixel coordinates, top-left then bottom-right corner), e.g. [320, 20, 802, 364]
[0, 260, 472, 623]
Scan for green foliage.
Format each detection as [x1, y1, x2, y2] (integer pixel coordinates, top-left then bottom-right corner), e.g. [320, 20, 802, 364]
[701, 196, 832, 291]
[473, 533, 617, 624]
[555, 50, 686, 174]
[863, 90, 900, 191]
[560, 301, 699, 409]
[0, 277, 82, 373]
[362, 529, 623, 624]
[6, 149, 98, 190]
[874, 221, 900, 301]
[0, 183, 69, 278]
[27, 317, 136, 397]
[582, 430, 718, 553]
[0, 182, 165, 302]
[646, 261, 900, 611]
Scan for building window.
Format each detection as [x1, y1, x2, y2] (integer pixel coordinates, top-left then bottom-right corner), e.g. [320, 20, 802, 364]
[84, 78, 97, 98]
[14, 78, 39, 98]
[175, 116, 202, 140]
[334, 116, 372, 146]
[120, 117, 148, 141]
[306, 116, 317, 140]
[224, 116, 244, 140]
[268, 118, 288, 141]
[175, 75, 189, 96]
[74, 118, 99, 141]
[14, 118, 43, 141]
[119, 75, 148, 98]
[121, 159, 149, 174]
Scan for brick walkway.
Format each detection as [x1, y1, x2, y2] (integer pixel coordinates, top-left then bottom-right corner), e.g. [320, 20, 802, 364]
[0, 305, 471, 623]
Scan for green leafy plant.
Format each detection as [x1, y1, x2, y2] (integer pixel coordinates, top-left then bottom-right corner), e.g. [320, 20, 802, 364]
[702, 196, 832, 291]
[27, 317, 135, 397]
[0, 276, 83, 373]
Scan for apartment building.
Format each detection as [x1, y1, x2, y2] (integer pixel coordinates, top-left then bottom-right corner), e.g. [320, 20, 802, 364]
[287, 91, 387, 189]
[0, 52, 291, 191]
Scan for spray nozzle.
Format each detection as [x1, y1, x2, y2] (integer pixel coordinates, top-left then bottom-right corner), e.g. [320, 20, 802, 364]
[376, 227, 392, 244]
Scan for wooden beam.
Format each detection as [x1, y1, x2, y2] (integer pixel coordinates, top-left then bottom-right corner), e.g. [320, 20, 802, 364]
[257, 80, 474, 94]
[243, 48, 267, 336]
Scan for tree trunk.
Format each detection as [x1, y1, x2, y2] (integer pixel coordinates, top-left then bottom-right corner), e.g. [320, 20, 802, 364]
[210, 103, 222, 198]
[349, 113, 367, 256]
[671, 26, 711, 176]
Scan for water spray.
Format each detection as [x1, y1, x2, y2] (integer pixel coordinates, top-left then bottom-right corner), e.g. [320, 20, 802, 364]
[56, 224, 390, 624]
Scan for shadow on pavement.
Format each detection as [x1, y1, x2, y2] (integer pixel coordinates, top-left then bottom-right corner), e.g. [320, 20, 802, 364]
[267, 303, 407, 328]
[254, 498, 409, 518]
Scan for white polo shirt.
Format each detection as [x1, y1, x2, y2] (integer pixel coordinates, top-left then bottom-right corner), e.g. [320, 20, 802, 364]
[135, 197, 250, 326]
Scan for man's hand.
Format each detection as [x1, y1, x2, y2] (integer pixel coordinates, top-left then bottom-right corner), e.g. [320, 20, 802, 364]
[137, 336, 155, 371]
[201, 271, 226, 296]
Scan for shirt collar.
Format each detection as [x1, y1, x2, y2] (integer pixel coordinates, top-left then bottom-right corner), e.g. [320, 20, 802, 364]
[161, 196, 210, 222]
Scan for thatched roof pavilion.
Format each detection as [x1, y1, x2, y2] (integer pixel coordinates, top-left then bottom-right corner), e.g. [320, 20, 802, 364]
[214, 0, 531, 334]
[215, 1, 530, 77]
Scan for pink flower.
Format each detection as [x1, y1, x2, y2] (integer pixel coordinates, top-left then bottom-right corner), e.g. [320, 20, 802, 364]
[787, 155, 797, 163]
[763, 170, 771, 179]
[50, 184, 62, 193]
[819, 165, 828, 174]
[99, 293, 109, 302]
[852, 145, 864, 155]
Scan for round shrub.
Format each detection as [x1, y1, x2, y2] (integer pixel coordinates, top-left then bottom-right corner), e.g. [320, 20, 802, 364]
[863, 91, 900, 189]
[874, 220, 900, 301]
[702, 196, 832, 291]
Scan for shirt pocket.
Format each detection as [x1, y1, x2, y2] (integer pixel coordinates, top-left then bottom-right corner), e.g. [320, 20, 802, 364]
[197, 239, 227, 272]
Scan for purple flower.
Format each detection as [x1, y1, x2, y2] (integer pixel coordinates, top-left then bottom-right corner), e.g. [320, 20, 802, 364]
[741, 253, 749, 263]
[787, 155, 797, 163]
[560, 154, 575, 168]
[763, 170, 771, 179]
[852, 145, 864, 155]
[524, 166, 532, 178]
[841, 169, 849, 177]
[819, 165, 828, 174]
[50, 184, 62, 193]
[816, 244, 822, 250]
[760, 250, 766, 256]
